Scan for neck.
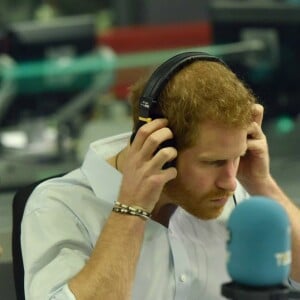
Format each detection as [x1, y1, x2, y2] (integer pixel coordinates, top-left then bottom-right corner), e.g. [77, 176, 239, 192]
[106, 146, 128, 172]
[114, 146, 130, 173]
[151, 190, 178, 227]
[115, 151, 121, 171]
[151, 203, 177, 227]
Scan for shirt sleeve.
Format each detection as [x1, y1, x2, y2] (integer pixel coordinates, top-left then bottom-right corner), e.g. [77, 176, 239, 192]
[21, 187, 93, 300]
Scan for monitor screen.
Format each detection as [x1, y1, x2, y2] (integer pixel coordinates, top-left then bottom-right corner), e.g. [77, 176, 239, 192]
[6, 14, 96, 62]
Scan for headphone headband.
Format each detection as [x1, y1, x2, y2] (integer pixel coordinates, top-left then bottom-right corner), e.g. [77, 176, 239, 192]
[143, 52, 224, 100]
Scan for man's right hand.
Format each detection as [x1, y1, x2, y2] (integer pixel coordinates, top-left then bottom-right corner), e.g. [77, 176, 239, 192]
[118, 118, 178, 212]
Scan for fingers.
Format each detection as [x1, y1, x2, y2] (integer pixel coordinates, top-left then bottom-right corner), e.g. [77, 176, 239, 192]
[252, 104, 264, 127]
[246, 117, 268, 155]
[141, 127, 174, 159]
[151, 146, 178, 170]
[247, 104, 266, 140]
[131, 118, 176, 162]
[156, 165, 178, 183]
[247, 121, 265, 140]
[129, 118, 178, 177]
[131, 118, 169, 151]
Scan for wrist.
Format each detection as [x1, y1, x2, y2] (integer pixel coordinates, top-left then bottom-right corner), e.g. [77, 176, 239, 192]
[117, 194, 156, 214]
[246, 176, 286, 201]
[113, 201, 152, 221]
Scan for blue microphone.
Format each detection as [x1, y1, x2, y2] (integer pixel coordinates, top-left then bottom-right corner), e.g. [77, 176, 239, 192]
[228, 196, 291, 285]
[221, 196, 300, 299]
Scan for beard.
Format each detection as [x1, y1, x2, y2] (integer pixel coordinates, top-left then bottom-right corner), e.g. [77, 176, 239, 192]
[164, 180, 234, 220]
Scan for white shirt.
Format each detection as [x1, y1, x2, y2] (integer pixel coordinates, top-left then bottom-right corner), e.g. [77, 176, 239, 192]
[21, 132, 262, 300]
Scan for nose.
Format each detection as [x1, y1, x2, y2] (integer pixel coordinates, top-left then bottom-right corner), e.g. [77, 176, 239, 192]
[216, 160, 237, 192]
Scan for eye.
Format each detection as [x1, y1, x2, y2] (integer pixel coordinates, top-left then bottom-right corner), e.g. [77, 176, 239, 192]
[205, 160, 226, 167]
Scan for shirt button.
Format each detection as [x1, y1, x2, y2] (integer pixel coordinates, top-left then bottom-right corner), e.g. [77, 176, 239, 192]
[180, 274, 187, 282]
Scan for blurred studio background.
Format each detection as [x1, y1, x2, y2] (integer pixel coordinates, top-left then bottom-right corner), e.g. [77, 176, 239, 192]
[1, 0, 300, 298]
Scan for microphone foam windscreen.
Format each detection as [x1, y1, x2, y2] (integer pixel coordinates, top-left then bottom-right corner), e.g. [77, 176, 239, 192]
[226, 196, 291, 286]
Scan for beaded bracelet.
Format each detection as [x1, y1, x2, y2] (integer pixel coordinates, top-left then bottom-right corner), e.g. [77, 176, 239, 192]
[112, 201, 152, 220]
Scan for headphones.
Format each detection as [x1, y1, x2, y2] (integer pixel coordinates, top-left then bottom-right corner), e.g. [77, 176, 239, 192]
[130, 51, 226, 169]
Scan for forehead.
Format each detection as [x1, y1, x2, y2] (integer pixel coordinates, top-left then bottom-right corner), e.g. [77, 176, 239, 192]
[187, 121, 248, 158]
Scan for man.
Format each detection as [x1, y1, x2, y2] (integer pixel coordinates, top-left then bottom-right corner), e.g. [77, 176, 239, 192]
[22, 52, 300, 300]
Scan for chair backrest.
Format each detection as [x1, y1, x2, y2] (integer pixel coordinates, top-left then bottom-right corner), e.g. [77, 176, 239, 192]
[12, 173, 65, 300]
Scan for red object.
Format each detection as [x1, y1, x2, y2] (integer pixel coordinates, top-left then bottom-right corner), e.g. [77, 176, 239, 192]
[97, 22, 212, 99]
[98, 22, 212, 53]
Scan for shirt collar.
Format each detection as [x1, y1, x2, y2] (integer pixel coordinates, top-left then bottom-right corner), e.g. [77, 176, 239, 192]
[81, 132, 131, 205]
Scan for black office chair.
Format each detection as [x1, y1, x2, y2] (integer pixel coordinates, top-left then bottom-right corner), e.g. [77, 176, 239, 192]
[12, 173, 65, 300]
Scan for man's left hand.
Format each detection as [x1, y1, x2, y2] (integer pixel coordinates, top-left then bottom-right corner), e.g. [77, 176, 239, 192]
[237, 104, 271, 194]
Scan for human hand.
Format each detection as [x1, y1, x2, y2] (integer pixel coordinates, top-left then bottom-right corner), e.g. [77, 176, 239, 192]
[237, 104, 271, 193]
[118, 118, 177, 212]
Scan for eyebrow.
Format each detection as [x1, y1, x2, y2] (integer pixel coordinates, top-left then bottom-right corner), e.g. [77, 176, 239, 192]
[198, 150, 247, 162]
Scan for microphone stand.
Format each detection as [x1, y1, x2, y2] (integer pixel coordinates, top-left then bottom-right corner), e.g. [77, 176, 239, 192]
[221, 282, 300, 300]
